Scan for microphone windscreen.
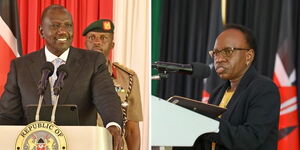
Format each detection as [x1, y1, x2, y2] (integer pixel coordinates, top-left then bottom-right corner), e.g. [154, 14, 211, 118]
[41, 62, 54, 77]
[56, 64, 68, 79]
[191, 63, 211, 79]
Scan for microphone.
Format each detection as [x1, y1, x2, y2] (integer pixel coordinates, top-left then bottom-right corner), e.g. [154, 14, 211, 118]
[36, 62, 54, 121]
[37, 62, 54, 95]
[51, 64, 68, 123]
[152, 61, 211, 79]
[53, 64, 68, 96]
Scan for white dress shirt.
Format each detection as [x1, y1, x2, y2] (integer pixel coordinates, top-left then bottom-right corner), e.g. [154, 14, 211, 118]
[45, 46, 68, 104]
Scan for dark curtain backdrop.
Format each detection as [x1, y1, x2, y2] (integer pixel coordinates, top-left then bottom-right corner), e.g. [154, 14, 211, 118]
[226, 0, 281, 77]
[157, 0, 213, 100]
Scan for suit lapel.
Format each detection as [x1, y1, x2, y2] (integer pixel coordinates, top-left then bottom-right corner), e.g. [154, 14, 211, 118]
[221, 66, 256, 119]
[58, 47, 84, 104]
[210, 82, 229, 106]
[28, 48, 52, 104]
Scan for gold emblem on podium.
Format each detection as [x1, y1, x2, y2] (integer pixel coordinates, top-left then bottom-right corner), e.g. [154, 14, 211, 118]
[15, 121, 67, 150]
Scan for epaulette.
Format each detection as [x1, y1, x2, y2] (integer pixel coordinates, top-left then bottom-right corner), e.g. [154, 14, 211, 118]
[112, 62, 135, 75]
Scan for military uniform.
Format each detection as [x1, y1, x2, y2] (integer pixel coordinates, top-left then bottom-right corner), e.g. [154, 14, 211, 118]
[111, 62, 143, 123]
[97, 62, 143, 150]
[83, 19, 143, 150]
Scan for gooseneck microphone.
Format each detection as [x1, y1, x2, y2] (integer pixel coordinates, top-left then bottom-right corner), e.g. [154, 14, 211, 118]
[53, 64, 68, 96]
[37, 62, 54, 95]
[35, 62, 54, 121]
[152, 61, 211, 79]
[51, 64, 68, 123]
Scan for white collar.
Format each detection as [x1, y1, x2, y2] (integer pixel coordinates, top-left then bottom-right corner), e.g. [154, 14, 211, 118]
[45, 46, 69, 62]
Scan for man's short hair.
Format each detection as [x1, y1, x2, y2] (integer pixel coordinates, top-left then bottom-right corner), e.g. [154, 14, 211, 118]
[223, 24, 257, 53]
[41, 5, 70, 24]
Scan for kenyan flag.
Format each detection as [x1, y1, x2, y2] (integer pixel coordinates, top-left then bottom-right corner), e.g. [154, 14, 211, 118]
[273, 0, 299, 149]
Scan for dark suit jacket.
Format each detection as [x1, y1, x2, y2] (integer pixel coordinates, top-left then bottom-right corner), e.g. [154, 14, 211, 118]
[194, 66, 280, 150]
[0, 47, 123, 126]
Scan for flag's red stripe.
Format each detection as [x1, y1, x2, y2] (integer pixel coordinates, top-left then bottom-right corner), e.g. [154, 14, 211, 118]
[278, 86, 297, 102]
[279, 111, 299, 128]
[0, 36, 17, 95]
[278, 128, 299, 150]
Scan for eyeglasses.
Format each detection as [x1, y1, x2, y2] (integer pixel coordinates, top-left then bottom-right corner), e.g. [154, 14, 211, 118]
[208, 47, 251, 58]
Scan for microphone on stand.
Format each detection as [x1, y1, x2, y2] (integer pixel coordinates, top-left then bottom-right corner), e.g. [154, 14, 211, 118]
[51, 64, 68, 123]
[37, 62, 54, 95]
[53, 64, 68, 96]
[152, 61, 211, 79]
[35, 62, 54, 121]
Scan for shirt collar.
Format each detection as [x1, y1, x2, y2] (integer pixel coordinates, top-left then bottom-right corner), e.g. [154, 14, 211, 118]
[45, 46, 70, 62]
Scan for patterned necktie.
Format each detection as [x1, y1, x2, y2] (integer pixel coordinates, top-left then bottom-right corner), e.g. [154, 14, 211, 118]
[50, 58, 65, 104]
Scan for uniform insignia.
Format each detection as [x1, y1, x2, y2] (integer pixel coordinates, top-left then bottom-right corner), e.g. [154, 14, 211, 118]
[16, 121, 67, 150]
[102, 21, 112, 31]
[115, 86, 126, 93]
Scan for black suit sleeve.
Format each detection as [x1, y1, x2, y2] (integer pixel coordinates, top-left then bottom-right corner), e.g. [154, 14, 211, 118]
[90, 53, 123, 126]
[0, 60, 25, 125]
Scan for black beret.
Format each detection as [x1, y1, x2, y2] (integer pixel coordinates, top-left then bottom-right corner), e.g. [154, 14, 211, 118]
[82, 19, 114, 36]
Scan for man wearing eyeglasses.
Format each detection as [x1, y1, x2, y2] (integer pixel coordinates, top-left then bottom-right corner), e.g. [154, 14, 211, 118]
[195, 24, 280, 150]
[82, 19, 143, 150]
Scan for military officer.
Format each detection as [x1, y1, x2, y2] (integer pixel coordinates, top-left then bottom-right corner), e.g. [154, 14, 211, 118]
[82, 19, 143, 150]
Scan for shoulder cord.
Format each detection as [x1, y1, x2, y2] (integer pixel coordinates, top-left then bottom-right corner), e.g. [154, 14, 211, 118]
[121, 74, 133, 136]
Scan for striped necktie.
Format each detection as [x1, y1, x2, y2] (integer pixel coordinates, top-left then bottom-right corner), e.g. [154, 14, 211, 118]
[50, 58, 65, 104]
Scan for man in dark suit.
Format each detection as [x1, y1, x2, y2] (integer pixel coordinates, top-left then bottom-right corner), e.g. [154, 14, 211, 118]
[0, 5, 123, 150]
[194, 24, 280, 150]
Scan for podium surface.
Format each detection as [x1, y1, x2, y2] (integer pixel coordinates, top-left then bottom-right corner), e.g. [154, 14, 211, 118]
[0, 126, 112, 150]
[151, 96, 219, 146]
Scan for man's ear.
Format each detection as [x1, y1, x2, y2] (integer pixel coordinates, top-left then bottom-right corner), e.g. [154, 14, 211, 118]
[111, 42, 115, 49]
[246, 49, 255, 64]
[39, 25, 44, 38]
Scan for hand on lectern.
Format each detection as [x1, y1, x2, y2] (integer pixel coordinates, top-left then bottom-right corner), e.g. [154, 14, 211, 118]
[107, 126, 123, 150]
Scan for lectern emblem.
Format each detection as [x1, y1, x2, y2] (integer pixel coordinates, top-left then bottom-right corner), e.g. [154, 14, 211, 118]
[15, 121, 67, 150]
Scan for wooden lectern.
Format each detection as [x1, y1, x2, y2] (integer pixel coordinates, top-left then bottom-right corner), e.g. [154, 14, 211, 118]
[0, 126, 112, 150]
[151, 96, 220, 147]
